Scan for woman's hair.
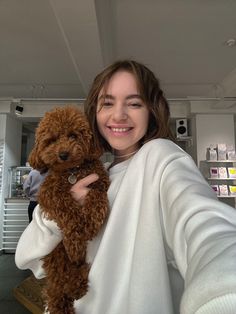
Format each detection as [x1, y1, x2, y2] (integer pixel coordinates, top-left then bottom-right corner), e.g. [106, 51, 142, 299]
[84, 59, 174, 152]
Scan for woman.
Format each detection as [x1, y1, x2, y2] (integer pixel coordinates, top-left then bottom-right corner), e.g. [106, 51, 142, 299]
[15, 60, 236, 314]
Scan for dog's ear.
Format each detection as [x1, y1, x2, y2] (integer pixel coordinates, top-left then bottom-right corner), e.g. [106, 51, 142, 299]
[28, 146, 48, 172]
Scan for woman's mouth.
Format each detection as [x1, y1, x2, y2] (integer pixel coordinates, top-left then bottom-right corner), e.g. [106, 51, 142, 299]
[106, 126, 133, 136]
[109, 127, 132, 133]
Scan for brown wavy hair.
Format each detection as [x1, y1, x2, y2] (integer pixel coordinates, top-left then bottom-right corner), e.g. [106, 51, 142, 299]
[84, 60, 174, 152]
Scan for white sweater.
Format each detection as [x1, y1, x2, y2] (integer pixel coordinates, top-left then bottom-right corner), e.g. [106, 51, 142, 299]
[15, 139, 236, 314]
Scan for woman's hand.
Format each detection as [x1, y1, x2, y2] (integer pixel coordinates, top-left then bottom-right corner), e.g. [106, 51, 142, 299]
[70, 173, 99, 205]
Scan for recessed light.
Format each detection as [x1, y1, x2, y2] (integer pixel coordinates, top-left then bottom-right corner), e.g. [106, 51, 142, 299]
[225, 38, 236, 47]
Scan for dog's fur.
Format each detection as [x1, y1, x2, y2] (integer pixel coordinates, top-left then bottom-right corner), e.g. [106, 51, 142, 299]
[29, 106, 109, 314]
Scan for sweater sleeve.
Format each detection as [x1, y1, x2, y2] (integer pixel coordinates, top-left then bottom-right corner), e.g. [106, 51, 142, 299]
[15, 205, 62, 279]
[23, 173, 32, 197]
[159, 154, 236, 314]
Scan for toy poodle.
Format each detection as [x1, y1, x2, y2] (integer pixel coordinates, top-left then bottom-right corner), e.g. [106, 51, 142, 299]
[29, 105, 110, 314]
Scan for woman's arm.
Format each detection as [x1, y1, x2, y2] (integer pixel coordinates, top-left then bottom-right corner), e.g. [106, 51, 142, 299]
[15, 205, 62, 278]
[160, 154, 236, 314]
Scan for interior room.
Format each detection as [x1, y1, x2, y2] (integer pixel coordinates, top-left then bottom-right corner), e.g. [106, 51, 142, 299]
[0, 1, 236, 313]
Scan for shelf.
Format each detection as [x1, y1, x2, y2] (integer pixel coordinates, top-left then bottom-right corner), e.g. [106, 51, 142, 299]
[176, 136, 192, 142]
[218, 195, 236, 198]
[201, 158, 236, 206]
[205, 160, 236, 163]
[208, 178, 236, 180]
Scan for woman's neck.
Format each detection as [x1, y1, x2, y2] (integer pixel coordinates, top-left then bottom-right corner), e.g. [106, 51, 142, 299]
[114, 149, 139, 160]
[109, 148, 139, 168]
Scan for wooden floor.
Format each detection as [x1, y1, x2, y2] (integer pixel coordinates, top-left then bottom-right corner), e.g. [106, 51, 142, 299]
[13, 275, 45, 314]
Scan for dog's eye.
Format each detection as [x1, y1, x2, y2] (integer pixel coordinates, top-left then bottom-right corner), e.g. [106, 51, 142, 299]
[68, 133, 77, 140]
[47, 138, 57, 145]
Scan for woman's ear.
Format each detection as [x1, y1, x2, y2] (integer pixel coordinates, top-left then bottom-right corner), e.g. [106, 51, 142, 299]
[28, 146, 47, 172]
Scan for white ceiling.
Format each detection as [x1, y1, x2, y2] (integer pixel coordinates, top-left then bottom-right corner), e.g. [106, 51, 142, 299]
[0, 0, 236, 101]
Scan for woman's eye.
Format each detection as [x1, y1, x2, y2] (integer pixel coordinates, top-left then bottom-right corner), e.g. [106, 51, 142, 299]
[128, 103, 142, 108]
[103, 102, 113, 107]
[68, 133, 77, 140]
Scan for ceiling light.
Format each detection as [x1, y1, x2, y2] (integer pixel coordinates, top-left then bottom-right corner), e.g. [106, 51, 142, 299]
[225, 38, 236, 47]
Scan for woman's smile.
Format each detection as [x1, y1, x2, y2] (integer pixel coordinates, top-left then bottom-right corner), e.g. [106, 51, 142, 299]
[96, 70, 149, 156]
[107, 125, 133, 136]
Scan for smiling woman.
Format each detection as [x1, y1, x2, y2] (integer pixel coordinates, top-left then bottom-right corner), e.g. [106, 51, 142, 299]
[85, 60, 174, 154]
[96, 71, 149, 163]
[15, 60, 236, 314]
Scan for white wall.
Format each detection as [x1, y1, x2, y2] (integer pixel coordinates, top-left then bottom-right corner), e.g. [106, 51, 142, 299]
[26, 132, 35, 162]
[0, 115, 6, 138]
[5, 114, 22, 167]
[0, 114, 22, 251]
[2, 113, 22, 209]
[169, 101, 190, 118]
[196, 114, 235, 165]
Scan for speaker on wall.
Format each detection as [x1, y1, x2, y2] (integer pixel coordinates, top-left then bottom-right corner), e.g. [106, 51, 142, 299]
[176, 119, 188, 138]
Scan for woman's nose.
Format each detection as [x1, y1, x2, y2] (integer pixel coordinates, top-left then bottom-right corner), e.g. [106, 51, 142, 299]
[112, 104, 127, 121]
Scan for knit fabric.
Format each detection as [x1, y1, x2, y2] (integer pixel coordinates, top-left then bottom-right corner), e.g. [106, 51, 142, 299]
[16, 139, 236, 314]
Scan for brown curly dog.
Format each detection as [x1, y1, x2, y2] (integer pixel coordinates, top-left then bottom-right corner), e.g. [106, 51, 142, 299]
[29, 105, 110, 314]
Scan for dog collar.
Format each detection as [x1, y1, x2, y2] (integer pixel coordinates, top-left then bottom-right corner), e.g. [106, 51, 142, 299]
[68, 167, 79, 184]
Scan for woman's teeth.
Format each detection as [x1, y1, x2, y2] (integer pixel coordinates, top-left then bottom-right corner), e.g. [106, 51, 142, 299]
[111, 127, 130, 132]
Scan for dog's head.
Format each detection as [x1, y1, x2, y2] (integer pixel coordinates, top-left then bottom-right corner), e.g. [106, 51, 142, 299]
[29, 106, 101, 172]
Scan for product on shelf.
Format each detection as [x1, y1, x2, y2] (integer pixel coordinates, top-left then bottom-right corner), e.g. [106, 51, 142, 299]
[227, 152, 236, 160]
[210, 167, 218, 178]
[227, 167, 236, 179]
[217, 144, 227, 160]
[211, 185, 219, 195]
[218, 167, 228, 179]
[229, 185, 236, 196]
[219, 184, 229, 196]
[226, 144, 236, 160]
[206, 144, 217, 161]
[206, 144, 236, 161]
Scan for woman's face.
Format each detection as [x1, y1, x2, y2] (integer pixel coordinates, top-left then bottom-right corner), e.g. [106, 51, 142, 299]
[96, 70, 149, 156]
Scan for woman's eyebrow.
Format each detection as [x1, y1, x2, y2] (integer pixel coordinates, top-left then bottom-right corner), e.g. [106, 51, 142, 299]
[98, 94, 114, 101]
[98, 94, 142, 101]
[126, 94, 142, 100]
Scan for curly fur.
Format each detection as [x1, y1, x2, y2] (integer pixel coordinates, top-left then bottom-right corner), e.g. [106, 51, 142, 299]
[29, 106, 110, 314]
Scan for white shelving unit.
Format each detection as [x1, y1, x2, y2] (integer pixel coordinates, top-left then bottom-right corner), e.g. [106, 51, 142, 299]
[200, 160, 236, 206]
[1, 166, 31, 253]
[205, 160, 236, 163]
[0, 140, 3, 200]
[2, 199, 28, 253]
[208, 178, 236, 180]
[0, 140, 4, 253]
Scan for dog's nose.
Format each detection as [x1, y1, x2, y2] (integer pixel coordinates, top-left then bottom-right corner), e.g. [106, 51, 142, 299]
[59, 151, 69, 161]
